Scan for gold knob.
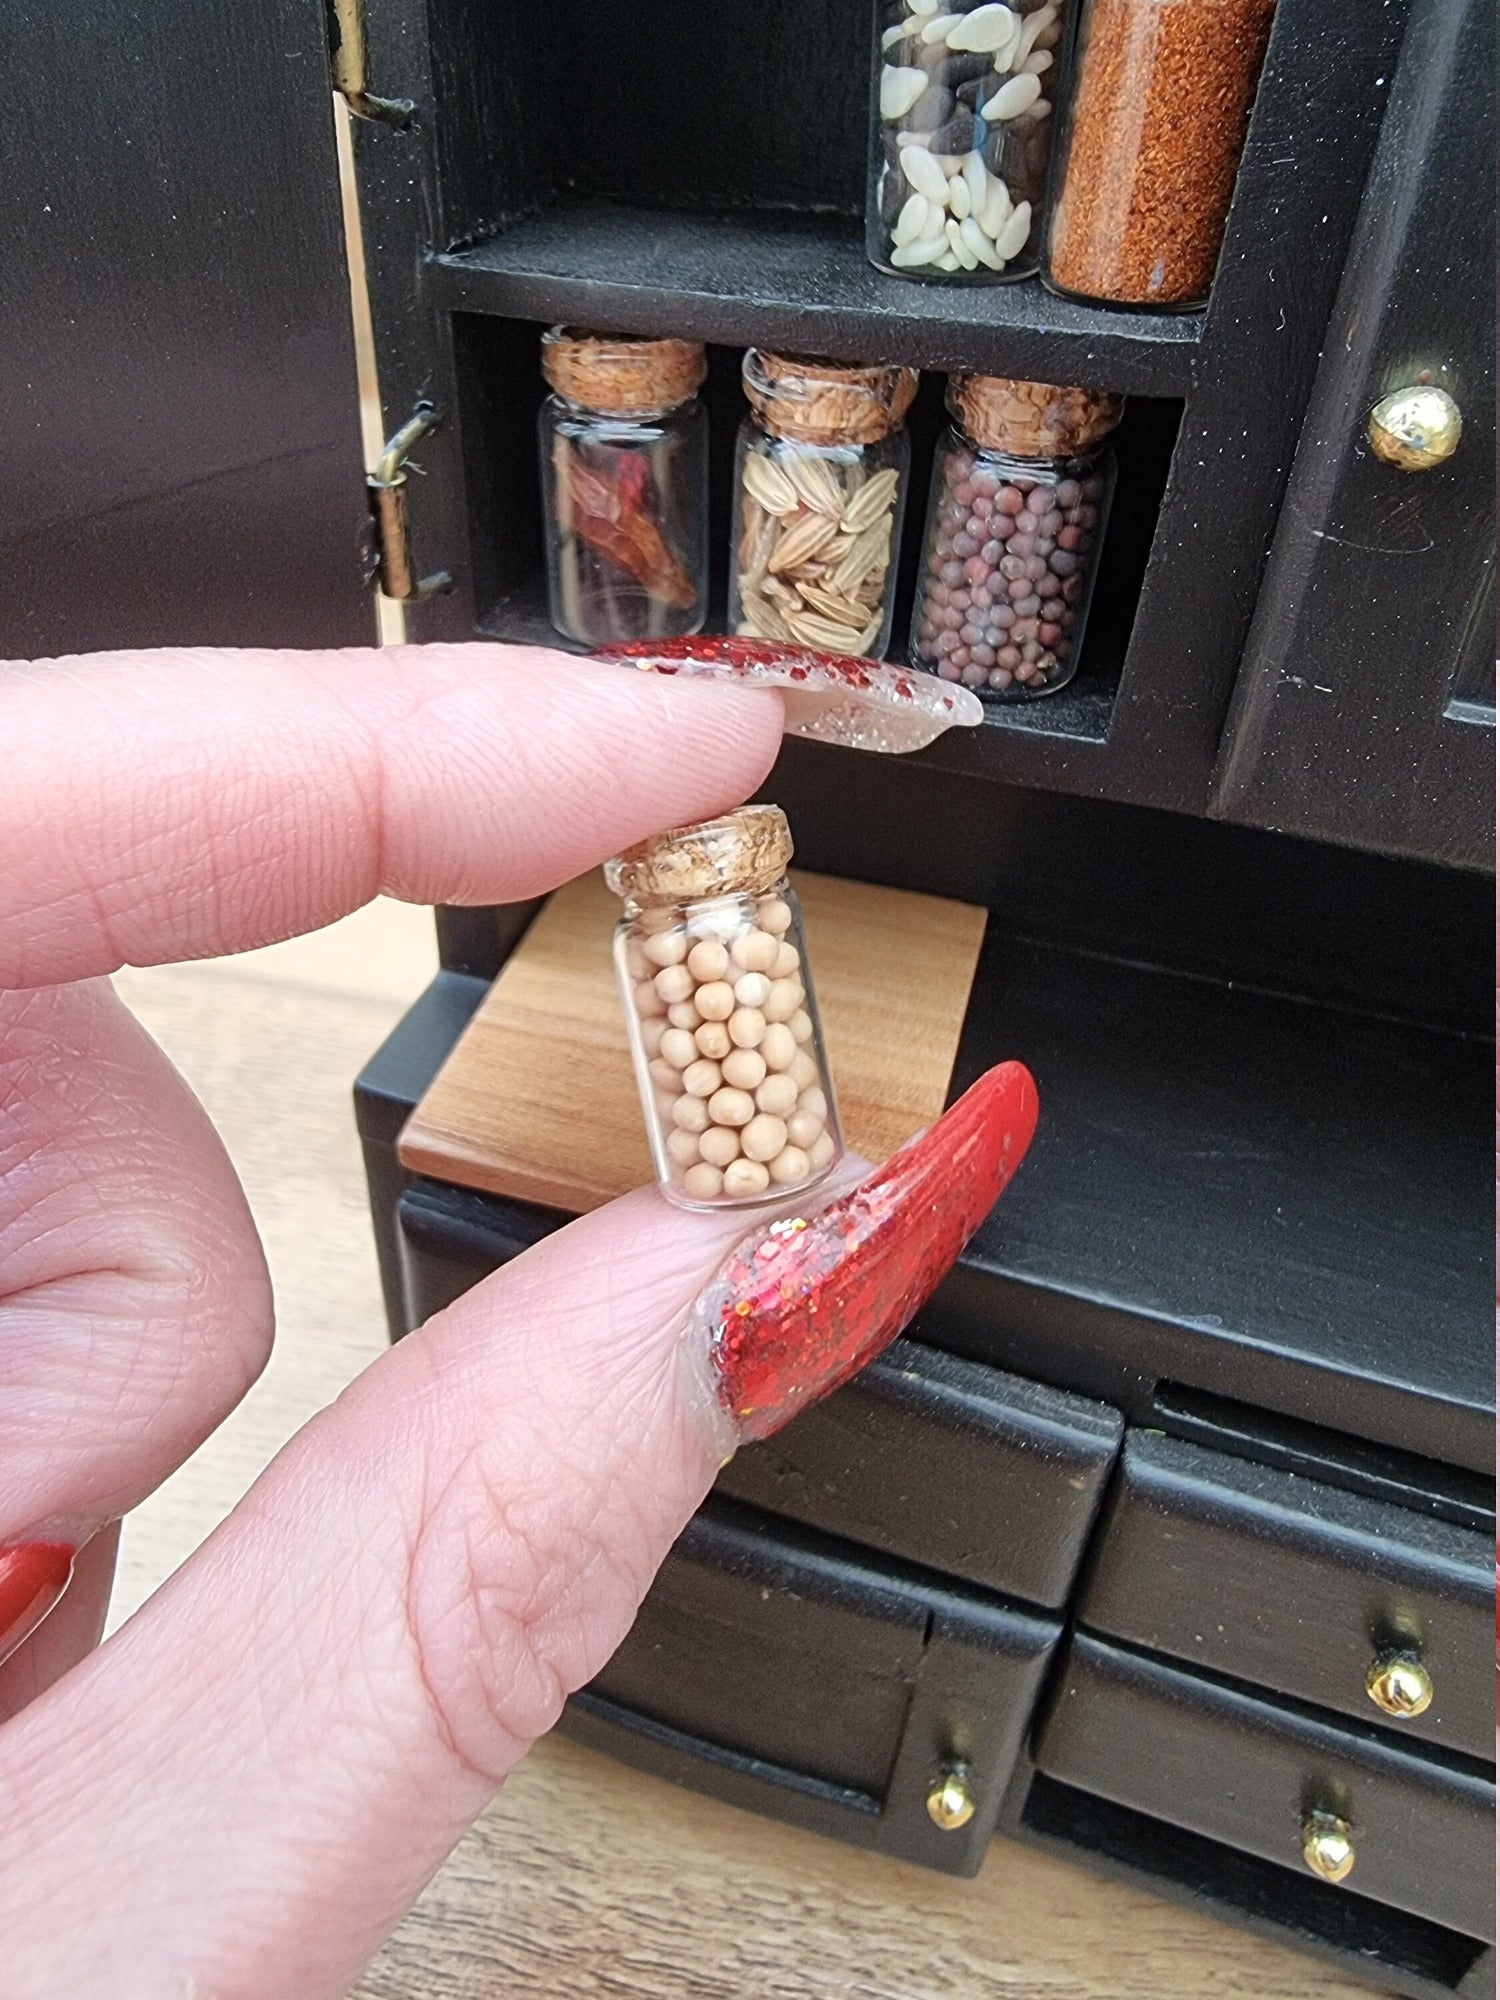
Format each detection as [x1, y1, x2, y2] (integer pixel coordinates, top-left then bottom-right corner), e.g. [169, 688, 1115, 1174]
[926, 1766, 976, 1831]
[1366, 1652, 1433, 1719]
[1367, 385, 1462, 470]
[1302, 1811, 1356, 1884]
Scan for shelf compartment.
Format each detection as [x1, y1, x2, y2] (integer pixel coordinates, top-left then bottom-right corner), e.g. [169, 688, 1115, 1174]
[449, 318, 1180, 776]
[431, 202, 1201, 398]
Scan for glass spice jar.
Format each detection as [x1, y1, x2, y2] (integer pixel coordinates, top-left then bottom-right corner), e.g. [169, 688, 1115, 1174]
[538, 327, 709, 646]
[729, 350, 917, 659]
[1045, 0, 1277, 309]
[908, 374, 1121, 699]
[608, 806, 843, 1210]
[868, 0, 1068, 282]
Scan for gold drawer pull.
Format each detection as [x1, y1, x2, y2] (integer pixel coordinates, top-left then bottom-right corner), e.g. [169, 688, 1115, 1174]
[1301, 1810, 1356, 1884]
[926, 1765, 977, 1831]
[1367, 384, 1462, 471]
[1365, 1651, 1434, 1720]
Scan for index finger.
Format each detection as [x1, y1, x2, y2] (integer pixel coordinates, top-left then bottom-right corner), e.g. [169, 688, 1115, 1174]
[0, 643, 784, 988]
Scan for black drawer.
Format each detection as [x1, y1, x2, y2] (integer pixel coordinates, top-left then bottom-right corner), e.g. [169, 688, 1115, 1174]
[1036, 1635, 1495, 1943]
[1081, 1432, 1494, 1758]
[716, 1336, 1122, 1608]
[570, 1497, 1061, 1876]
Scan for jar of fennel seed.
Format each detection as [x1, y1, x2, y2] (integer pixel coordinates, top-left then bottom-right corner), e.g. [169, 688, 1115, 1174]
[1045, 0, 1277, 308]
[729, 350, 917, 659]
[538, 327, 709, 646]
[608, 807, 843, 1210]
[909, 373, 1121, 698]
[869, 0, 1069, 282]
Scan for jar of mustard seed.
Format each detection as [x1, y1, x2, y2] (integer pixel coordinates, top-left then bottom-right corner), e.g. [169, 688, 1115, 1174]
[729, 350, 917, 659]
[909, 373, 1121, 698]
[538, 327, 709, 646]
[608, 807, 843, 1210]
[1045, 0, 1277, 309]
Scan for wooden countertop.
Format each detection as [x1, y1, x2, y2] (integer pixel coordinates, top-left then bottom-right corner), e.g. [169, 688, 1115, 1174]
[109, 899, 1375, 2000]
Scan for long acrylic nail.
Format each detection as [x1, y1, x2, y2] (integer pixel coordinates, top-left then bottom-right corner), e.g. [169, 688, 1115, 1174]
[0, 1542, 77, 1667]
[686, 1061, 1038, 1442]
[593, 636, 985, 754]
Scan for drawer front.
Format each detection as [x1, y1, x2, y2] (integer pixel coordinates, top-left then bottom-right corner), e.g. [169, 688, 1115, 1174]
[1081, 1431, 1494, 1757]
[1037, 1635, 1495, 1941]
[577, 1497, 1061, 1876]
[716, 1337, 1122, 1608]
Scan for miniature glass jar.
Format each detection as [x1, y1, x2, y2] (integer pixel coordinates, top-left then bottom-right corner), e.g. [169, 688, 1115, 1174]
[908, 374, 1121, 699]
[1045, 0, 1276, 308]
[607, 806, 843, 1210]
[868, 0, 1068, 282]
[728, 350, 917, 659]
[538, 327, 709, 647]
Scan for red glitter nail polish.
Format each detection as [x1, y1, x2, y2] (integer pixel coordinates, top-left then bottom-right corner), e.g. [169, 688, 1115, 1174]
[592, 635, 985, 755]
[0, 1541, 76, 1667]
[694, 1061, 1038, 1441]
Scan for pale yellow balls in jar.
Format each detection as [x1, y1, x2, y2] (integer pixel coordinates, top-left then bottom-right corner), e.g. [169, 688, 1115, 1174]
[699, 1125, 743, 1169]
[754, 1072, 798, 1118]
[723, 1157, 771, 1199]
[741, 1113, 788, 1164]
[730, 929, 778, 974]
[694, 1020, 732, 1060]
[686, 938, 730, 982]
[608, 808, 844, 1210]
[721, 1047, 767, 1090]
[695, 980, 736, 1022]
[681, 1058, 723, 1098]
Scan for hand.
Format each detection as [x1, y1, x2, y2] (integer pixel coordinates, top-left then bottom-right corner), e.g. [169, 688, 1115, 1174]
[0, 641, 1034, 1998]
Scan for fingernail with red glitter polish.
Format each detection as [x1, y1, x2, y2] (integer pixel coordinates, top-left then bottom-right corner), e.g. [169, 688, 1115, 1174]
[0, 1542, 77, 1667]
[592, 636, 984, 754]
[687, 1061, 1038, 1444]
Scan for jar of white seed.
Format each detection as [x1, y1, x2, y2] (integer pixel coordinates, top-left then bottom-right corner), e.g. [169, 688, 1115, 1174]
[728, 350, 917, 661]
[606, 806, 843, 1209]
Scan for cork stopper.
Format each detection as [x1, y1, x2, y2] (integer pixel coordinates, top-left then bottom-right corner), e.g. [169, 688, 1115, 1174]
[605, 806, 794, 906]
[541, 327, 707, 416]
[947, 374, 1124, 458]
[743, 349, 918, 447]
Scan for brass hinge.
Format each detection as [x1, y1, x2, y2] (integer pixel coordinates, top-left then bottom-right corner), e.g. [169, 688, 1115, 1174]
[368, 408, 453, 602]
[325, 0, 414, 126]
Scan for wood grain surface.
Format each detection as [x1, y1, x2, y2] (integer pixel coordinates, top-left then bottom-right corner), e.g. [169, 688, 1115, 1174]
[398, 870, 988, 1211]
[108, 899, 1376, 2000]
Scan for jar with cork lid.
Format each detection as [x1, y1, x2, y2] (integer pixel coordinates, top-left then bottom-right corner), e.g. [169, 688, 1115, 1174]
[870, 0, 1069, 283]
[608, 806, 843, 1210]
[1044, 0, 1277, 309]
[909, 374, 1121, 699]
[728, 350, 918, 660]
[538, 327, 709, 647]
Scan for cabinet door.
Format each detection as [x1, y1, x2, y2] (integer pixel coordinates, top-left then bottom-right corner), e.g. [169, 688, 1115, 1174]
[1212, 0, 1494, 871]
[3, 0, 371, 658]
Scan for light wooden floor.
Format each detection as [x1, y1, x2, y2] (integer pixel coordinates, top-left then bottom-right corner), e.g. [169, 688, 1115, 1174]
[109, 901, 1376, 2000]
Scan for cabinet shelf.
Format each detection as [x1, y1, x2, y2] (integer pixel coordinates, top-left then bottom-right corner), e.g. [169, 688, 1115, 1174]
[431, 201, 1202, 398]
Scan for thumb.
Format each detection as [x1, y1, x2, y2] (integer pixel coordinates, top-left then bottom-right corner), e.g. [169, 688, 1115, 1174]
[0, 1066, 1035, 2000]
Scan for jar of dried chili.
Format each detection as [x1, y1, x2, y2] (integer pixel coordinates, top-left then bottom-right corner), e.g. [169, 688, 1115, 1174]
[539, 328, 709, 646]
[1044, 0, 1277, 309]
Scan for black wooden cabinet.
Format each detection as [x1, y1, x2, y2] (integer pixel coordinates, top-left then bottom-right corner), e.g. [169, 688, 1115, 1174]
[1213, 0, 1496, 870]
[8, 0, 1494, 1994]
